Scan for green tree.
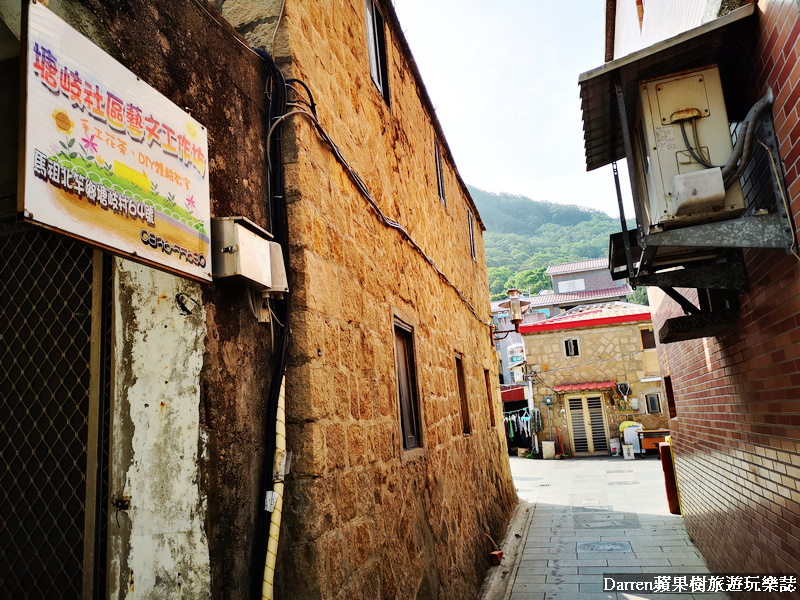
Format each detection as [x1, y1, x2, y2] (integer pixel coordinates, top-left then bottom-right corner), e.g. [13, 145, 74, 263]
[626, 286, 649, 306]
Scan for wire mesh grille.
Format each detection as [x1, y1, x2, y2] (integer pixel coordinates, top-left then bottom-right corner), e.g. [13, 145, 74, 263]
[0, 227, 94, 598]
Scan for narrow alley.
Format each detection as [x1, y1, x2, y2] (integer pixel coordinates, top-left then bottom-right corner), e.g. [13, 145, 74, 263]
[493, 455, 730, 600]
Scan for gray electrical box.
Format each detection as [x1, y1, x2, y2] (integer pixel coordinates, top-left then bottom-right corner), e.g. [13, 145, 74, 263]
[211, 217, 288, 293]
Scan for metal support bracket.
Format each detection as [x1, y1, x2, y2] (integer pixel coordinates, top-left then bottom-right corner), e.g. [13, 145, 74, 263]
[645, 212, 793, 249]
[632, 259, 749, 292]
[659, 286, 700, 315]
[658, 308, 739, 344]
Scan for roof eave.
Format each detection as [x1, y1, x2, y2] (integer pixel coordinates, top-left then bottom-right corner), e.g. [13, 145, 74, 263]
[579, 3, 757, 172]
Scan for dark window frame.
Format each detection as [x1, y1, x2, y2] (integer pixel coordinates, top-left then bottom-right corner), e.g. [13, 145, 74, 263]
[565, 338, 579, 357]
[645, 393, 662, 414]
[455, 353, 471, 435]
[664, 375, 677, 418]
[484, 369, 495, 428]
[640, 327, 656, 350]
[468, 208, 476, 261]
[365, 0, 390, 106]
[435, 139, 446, 206]
[393, 319, 421, 450]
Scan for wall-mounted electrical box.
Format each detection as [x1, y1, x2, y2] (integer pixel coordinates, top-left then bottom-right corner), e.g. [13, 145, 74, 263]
[634, 65, 745, 230]
[211, 217, 288, 294]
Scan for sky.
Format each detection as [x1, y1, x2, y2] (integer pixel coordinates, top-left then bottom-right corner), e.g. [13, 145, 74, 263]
[393, 0, 634, 218]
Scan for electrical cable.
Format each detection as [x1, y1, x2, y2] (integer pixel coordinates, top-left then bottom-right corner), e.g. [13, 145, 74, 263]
[285, 78, 318, 119]
[272, 88, 491, 327]
[188, 0, 262, 60]
[679, 120, 714, 168]
[270, 0, 287, 57]
[250, 48, 291, 600]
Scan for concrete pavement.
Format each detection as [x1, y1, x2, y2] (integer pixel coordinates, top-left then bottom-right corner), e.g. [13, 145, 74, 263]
[483, 454, 729, 600]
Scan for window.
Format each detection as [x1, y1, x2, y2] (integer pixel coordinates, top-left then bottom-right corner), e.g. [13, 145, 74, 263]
[640, 327, 656, 350]
[455, 354, 471, 435]
[468, 208, 476, 261]
[557, 278, 586, 293]
[435, 139, 446, 206]
[484, 369, 495, 428]
[565, 338, 579, 357]
[645, 393, 661, 414]
[394, 320, 420, 449]
[664, 375, 677, 418]
[365, 0, 390, 105]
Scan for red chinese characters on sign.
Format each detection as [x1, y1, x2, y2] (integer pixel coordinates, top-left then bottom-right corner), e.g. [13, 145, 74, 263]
[107, 92, 126, 133]
[126, 105, 144, 141]
[33, 43, 59, 92]
[60, 68, 83, 108]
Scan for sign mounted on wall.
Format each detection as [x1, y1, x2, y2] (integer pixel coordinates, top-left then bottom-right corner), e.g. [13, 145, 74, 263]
[20, 0, 212, 281]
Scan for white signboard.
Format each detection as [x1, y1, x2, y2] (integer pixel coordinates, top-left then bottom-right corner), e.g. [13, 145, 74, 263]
[22, 1, 211, 281]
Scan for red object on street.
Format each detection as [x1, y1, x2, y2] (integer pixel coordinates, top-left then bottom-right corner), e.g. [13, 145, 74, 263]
[659, 442, 681, 515]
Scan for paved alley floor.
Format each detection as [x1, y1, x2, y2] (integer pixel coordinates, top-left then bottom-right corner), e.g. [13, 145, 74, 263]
[502, 454, 729, 600]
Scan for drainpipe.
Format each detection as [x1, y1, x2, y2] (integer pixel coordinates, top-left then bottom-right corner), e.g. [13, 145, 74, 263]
[526, 374, 538, 454]
[261, 376, 286, 600]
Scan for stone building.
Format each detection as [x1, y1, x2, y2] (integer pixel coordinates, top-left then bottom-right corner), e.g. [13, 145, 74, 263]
[520, 303, 666, 456]
[0, 0, 515, 598]
[580, 0, 800, 587]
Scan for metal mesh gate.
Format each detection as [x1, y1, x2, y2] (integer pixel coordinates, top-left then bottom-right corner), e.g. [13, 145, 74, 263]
[0, 227, 107, 599]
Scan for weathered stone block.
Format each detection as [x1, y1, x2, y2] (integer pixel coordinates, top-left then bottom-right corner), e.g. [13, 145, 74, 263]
[338, 470, 359, 523]
[285, 362, 334, 422]
[326, 423, 346, 470]
[347, 423, 367, 467]
[288, 422, 325, 477]
[282, 538, 330, 600]
[286, 476, 338, 541]
[352, 519, 372, 568]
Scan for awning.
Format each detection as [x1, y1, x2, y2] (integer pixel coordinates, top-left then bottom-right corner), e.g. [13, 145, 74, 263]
[501, 386, 527, 402]
[553, 381, 616, 393]
[578, 3, 757, 172]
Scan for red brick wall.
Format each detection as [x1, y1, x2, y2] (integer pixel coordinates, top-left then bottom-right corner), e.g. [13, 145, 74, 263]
[650, 1, 800, 591]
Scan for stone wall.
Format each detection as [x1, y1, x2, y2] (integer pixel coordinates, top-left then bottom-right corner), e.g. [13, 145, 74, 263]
[220, 0, 518, 598]
[524, 320, 668, 455]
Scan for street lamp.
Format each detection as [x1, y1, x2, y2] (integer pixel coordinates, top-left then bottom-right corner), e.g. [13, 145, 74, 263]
[494, 289, 530, 340]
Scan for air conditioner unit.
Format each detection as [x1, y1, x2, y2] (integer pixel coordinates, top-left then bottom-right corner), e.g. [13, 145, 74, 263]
[633, 65, 745, 230]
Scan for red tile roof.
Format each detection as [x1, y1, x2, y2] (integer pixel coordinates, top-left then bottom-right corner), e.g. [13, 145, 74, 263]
[525, 285, 633, 309]
[520, 302, 651, 333]
[545, 258, 609, 276]
[553, 381, 616, 392]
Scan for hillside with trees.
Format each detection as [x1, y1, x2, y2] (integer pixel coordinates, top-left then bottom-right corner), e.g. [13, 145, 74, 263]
[468, 186, 638, 301]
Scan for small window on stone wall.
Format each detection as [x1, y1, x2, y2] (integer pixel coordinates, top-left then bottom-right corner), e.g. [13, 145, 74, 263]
[456, 354, 471, 435]
[645, 393, 661, 414]
[468, 208, 476, 261]
[565, 338, 579, 357]
[435, 139, 446, 207]
[484, 369, 495, 428]
[640, 327, 656, 350]
[394, 320, 421, 449]
[365, 0, 390, 106]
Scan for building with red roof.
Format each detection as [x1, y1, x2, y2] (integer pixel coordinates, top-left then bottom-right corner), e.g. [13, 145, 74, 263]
[518, 302, 667, 456]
